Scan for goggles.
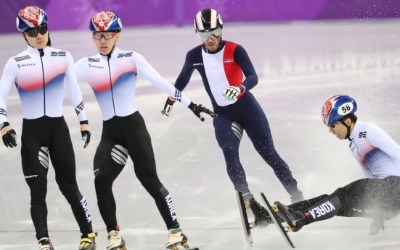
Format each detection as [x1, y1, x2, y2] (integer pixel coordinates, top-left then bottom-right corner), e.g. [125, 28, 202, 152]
[196, 27, 222, 42]
[93, 32, 117, 40]
[24, 24, 48, 37]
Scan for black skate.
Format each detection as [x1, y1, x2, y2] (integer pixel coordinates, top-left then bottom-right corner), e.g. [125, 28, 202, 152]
[274, 201, 305, 232]
[249, 198, 273, 227]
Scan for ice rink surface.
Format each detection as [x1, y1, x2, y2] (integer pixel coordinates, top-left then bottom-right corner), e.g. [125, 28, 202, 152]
[0, 19, 400, 249]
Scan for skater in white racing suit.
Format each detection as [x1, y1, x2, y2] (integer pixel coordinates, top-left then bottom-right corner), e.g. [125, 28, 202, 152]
[0, 6, 96, 250]
[274, 94, 400, 236]
[75, 11, 212, 250]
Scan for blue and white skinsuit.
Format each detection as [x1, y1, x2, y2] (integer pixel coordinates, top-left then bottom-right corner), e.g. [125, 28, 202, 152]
[0, 45, 93, 240]
[75, 47, 192, 232]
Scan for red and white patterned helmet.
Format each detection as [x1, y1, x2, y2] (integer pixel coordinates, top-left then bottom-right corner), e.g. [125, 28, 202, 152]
[90, 11, 122, 32]
[16, 6, 48, 32]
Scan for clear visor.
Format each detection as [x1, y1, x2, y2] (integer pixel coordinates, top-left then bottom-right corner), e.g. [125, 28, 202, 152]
[196, 27, 222, 42]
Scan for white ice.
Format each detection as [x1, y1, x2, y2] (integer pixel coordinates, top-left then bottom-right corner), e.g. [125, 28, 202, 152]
[0, 20, 399, 249]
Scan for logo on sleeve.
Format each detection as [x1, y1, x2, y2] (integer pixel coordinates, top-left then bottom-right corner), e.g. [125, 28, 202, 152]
[51, 51, 66, 57]
[14, 55, 31, 62]
[117, 52, 133, 58]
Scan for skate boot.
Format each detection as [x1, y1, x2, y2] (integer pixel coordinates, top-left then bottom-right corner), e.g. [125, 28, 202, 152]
[106, 230, 127, 250]
[38, 237, 54, 250]
[79, 232, 97, 250]
[165, 228, 194, 250]
[274, 201, 306, 232]
[249, 198, 274, 227]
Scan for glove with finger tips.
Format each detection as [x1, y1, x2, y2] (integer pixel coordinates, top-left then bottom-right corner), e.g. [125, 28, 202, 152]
[81, 130, 91, 148]
[2, 129, 17, 148]
[222, 85, 245, 100]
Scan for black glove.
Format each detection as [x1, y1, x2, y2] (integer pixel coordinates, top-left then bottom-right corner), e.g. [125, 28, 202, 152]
[81, 130, 91, 148]
[2, 129, 17, 148]
[188, 102, 217, 122]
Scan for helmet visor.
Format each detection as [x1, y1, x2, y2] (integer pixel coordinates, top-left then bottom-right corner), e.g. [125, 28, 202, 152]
[197, 27, 222, 42]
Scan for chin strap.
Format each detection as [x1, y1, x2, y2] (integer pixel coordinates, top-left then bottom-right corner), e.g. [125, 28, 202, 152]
[340, 120, 352, 140]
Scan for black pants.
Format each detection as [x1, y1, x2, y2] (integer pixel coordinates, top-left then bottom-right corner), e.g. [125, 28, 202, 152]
[289, 176, 400, 223]
[94, 112, 179, 232]
[21, 116, 92, 240]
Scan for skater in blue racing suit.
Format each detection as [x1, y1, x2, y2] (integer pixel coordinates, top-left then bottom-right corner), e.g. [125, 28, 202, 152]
[161, 9, 304, 208]
[75, 11, 213, 250]
[0, 6, 96, 250]
[273, 95, 400, 237]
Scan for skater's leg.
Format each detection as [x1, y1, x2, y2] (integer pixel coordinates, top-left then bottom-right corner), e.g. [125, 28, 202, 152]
[50, 118, 97, 249]
[123, 113, 194, 249]
[94, 141, 127, 250]
[275, 178, 397, 232]
[124, 113, 179, 229]
[21, 119, 50, 241]
[213, 116, 252, 199]
[288, 194, 329, 212]
[50, 118, 93, 235]
[94, 142, 125, 231]
[22, 145, 49, 240]
[242, 100, 302, 201]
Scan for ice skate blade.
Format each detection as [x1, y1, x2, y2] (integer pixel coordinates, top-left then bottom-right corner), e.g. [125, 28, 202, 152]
[169, 242, 199, 250]
[171, 247, 199, 250]
[109, 246, 127, 250]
